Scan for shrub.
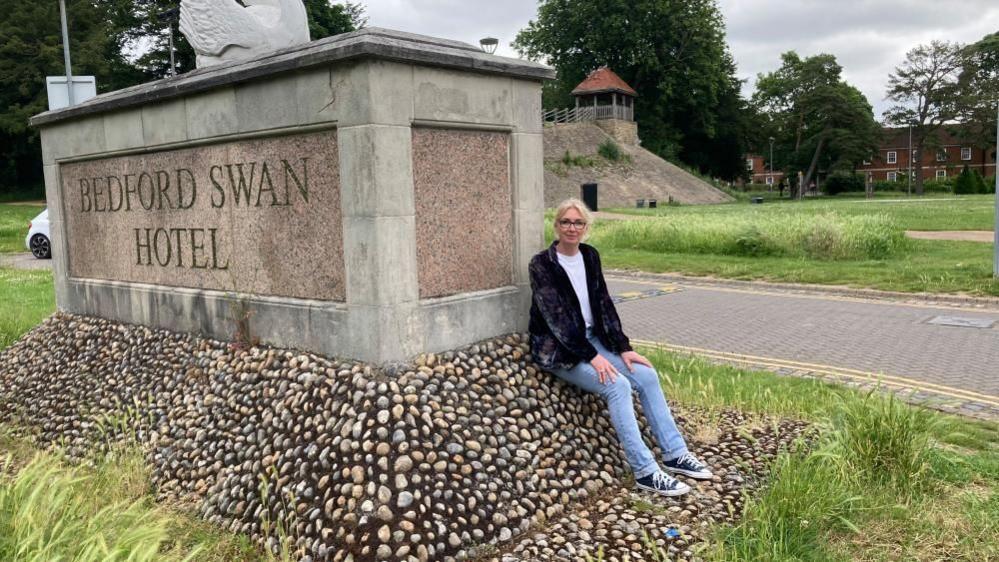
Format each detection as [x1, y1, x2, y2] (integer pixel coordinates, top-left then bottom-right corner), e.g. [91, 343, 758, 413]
[921, 178, 953, 193]
[824, 173, 865, 195]
[561, 150, 596, 168]
[597, 139, 623, 161]
[953, 166, 984, 194]
[589, 211, 908, 261]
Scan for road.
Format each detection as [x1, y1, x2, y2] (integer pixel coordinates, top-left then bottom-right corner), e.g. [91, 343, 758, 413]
[608, 275, 999, 420]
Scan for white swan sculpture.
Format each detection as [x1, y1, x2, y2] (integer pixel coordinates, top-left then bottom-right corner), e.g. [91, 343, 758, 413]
[179, 0, 310, 68]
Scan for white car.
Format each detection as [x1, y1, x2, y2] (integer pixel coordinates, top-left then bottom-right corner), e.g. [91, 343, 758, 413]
[25, 209, 51, 259]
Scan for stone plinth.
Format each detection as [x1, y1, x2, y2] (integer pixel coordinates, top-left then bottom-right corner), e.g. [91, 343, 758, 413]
[31, 27, 554, 363]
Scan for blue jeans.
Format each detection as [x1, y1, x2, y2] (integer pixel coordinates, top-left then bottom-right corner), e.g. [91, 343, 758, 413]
[550, 331, 689, 479]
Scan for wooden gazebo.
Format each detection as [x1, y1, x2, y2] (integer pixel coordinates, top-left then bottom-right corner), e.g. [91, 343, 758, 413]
[571, 67, 637, 122]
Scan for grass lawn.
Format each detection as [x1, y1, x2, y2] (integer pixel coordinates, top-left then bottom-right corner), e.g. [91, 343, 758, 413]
[0, 268, 54, 351]
[602, 240, 999, 296]
[0, 204, 44, 254]
[576, 194, 999, 295]
[608, 193, 996, 231]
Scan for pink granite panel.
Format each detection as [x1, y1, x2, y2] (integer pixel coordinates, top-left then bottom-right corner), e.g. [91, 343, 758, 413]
[59, 130, 344, 301]
[412, 128, 512, 298]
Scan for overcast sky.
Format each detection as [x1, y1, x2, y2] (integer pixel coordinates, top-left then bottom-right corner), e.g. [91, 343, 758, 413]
[361, 0, 999, 119]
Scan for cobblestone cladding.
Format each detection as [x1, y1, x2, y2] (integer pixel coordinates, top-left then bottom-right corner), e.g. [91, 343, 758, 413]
[0, 313, 811, 562]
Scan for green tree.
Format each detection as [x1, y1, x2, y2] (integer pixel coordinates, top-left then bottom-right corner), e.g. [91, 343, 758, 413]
[0, 0, 365, 196]
[752, 52, 880, 197]
[956, 31, 998, 162]
[883, 41, 965, 195]
[514, 0, 749, 181]
[0, 0, 136, 192]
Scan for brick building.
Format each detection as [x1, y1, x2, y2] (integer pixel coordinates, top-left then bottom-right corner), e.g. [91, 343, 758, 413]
[745, 153, 786, 186]
[856, 126, 995, 183]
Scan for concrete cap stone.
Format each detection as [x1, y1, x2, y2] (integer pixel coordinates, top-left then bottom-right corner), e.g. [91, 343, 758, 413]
[30, 27, 555, 128]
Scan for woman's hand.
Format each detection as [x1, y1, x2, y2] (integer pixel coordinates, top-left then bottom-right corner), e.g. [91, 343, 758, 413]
[621, 351, 652, 372]
[590, 354, 619, 384]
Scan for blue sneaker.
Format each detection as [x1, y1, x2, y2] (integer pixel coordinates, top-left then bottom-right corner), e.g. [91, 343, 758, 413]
[634, 470, 691, 497]
[664, 452, 712, 480]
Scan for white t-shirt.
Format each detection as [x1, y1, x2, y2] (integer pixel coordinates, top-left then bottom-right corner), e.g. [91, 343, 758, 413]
[556, 250, 594, 328]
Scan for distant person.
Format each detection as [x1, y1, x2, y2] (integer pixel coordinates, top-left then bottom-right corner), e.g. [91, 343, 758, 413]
[528, 198, 712, 497]
[778, 179, 785, 198]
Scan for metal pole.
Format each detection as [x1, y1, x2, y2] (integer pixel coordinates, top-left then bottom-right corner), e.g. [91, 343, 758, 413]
[58, 0, 74, 105]
[168, 24, 176, 76]
[993, 101, 998, 277]
[907, 123, 912, 196]
[769, 137, 774, 191]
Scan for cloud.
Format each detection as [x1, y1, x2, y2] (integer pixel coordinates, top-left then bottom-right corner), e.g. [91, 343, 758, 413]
[361, 0, 999, 117]
[718, 0, 999, 116]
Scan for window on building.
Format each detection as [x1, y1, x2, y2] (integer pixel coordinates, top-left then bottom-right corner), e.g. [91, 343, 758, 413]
[936, 149, 947, 162]
[746, 158, 754, 171]
[887, 171, 897, 181]
[936, 169, 946, 179]
[887, 151, 897, 164]
[765, 176, 774, 185]
[961, 147, 972, 160]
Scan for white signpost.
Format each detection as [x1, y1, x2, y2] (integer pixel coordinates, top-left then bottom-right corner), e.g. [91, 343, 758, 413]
[45, 76, 97, 111]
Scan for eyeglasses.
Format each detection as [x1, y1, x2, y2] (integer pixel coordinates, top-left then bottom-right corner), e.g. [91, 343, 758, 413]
[558, 219, 587, 230]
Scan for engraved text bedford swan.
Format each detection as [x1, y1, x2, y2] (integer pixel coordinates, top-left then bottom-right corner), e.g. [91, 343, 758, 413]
[75, 158, 311, 270]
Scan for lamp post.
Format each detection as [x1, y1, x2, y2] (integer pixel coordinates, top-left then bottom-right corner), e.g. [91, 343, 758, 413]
[768, 136, 775, 191]
[158, 8, 180, 77]
[479, 37, 498, 54]
[58, 0, 74, 105]
[907, 122, 913, 196]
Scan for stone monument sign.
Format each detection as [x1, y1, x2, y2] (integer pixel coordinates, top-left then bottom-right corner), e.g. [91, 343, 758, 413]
[31, 28, 554, 363]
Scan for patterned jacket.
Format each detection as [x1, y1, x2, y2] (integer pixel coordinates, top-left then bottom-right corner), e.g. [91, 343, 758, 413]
[528, 241, 633, 370]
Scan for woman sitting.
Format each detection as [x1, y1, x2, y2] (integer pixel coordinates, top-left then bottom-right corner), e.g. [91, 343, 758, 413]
[528, 198, 711, 497]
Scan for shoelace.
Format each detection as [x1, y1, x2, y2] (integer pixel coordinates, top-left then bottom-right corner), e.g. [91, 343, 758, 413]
[651, 471, 675, 490]
[677, 452, 702, 468]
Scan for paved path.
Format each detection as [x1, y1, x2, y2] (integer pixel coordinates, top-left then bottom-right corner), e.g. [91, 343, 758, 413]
[0, 253, 51, 271]
[906, 230, 994, 243]
[608, 275, 999, 420]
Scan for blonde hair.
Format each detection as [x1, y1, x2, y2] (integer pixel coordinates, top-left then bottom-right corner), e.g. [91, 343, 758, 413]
[552, 198, 594, 242]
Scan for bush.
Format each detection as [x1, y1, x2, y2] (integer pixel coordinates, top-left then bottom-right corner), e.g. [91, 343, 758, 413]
[921, 178, 953, 193]
[560, 150, 595, 168]
[598, 139, 629, 162]
[824, 173, 865, 195]
[590, 211, 908, 260]
[870, 179, 905, 192]
[953, 166, 990, 194]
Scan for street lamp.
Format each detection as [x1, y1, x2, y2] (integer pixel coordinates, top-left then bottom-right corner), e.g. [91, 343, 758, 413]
[768, 136, 775, 191]
[158, 8, 180, 77]
[479, 37, 498, 54]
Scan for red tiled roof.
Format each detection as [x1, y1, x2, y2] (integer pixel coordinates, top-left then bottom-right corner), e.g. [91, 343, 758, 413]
[571, 67, 637, 96]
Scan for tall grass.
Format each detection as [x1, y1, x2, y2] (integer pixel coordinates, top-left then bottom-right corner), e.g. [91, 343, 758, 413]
[708, 393, 941, 561]
[590, 211, 908, 260]
[0, 453, 198, 562]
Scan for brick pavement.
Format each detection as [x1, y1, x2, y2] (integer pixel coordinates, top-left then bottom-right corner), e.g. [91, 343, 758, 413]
[607, 276, 999, 420]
